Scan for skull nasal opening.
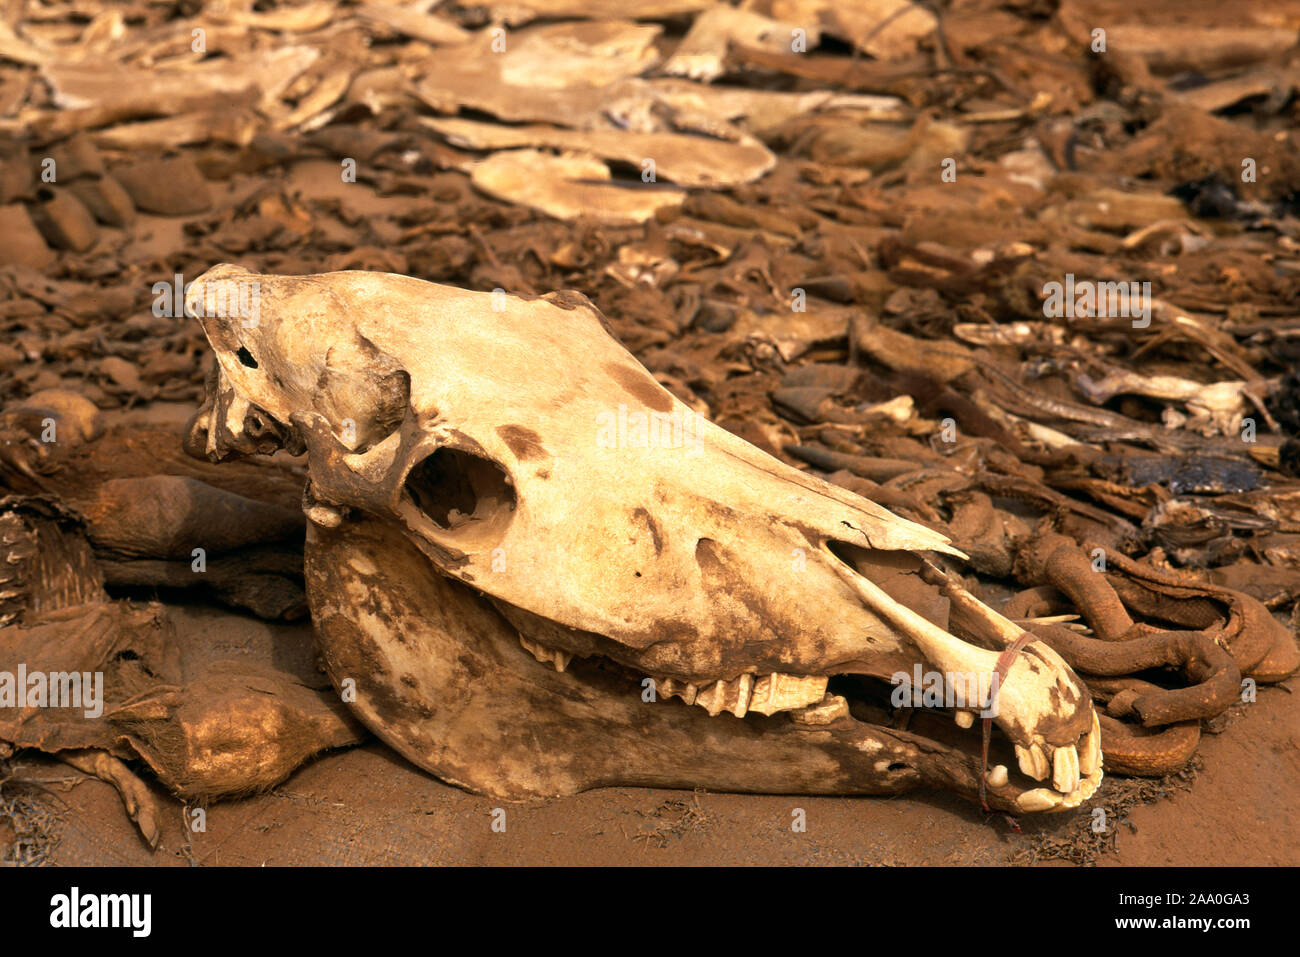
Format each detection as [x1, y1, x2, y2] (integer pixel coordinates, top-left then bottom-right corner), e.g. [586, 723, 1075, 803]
[403, 448, 517, 532]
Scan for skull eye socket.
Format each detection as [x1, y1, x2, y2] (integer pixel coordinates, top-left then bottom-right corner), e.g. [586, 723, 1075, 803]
[404, 448, 516, 533]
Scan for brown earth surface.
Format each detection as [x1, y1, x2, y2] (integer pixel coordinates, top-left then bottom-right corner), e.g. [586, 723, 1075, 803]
[9, 591, 1297, 867]
[15, 601, 1298, 866]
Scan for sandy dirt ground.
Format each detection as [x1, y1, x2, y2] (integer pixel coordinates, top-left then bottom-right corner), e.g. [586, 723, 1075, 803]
[3, 601, 1289, 867]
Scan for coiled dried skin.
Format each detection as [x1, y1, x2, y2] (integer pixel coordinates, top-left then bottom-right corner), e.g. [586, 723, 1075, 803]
[1006, 530, 1300, 775]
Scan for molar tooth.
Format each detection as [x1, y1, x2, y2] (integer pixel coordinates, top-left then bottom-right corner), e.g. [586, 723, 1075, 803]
[518, 635, 571, 672]
[658, 678, 698, 705]
[694, 675, 755, 717]
[987, 764, 1008, 788]
[1053, 745, 1080, 794]
[1015, 743, 1050, 781]
[954, 710, 974, 729]
[695, 680, 725, 716]
[789, 694, 849, 725]
[731, 674, 753, 718]
[748, 674, 830, 716]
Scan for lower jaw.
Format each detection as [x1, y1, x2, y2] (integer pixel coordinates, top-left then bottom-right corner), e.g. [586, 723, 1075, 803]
[306, 512, 1092, 812]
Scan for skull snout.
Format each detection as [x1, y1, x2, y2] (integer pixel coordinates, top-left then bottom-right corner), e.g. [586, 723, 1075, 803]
[184, 360, 302, 462]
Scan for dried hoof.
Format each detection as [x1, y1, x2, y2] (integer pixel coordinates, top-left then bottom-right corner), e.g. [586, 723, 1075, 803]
[0, 391, 105, 486]
[109, 663, 366, 802]
[59, 749, 161, 849]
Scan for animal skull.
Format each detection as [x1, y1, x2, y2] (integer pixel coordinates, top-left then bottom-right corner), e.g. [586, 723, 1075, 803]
[184, 264, 1101, 814]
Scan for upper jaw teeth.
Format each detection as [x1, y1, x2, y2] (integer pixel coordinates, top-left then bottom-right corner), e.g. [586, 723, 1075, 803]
[1015, 743, 1050, 780]
[696, 674, 754, 717]
[518, 635, 573, 672]
[1053, 742, 1081, 793]
[750, 673, 830, 715]
[1010, 712, 1104, 812]
[517, 633, 830, 720]
[658, 673, 830, 718]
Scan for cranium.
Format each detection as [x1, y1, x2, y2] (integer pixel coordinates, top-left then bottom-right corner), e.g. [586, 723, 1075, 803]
[184, 264, 1101, 815]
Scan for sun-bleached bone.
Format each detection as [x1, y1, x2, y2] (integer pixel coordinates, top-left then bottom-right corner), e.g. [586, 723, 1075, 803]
[184, 265, 1102, 814]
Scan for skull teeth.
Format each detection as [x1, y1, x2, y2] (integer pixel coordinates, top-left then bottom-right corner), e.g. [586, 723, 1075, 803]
[1017, 787, 1060, 812]
[515, 631, 828, 719]
[749, 673, 830, 716]
[1053, 744, 1081, 793]
[518, 636, 573, 673]
[654, 673, 829, 719]
[657, 678, 698, 705]
[1079, 712, 1101, 776]
[789, 693, 849, 725]
[695, 674, 754, 717]
[1015, 742, 1050, 781]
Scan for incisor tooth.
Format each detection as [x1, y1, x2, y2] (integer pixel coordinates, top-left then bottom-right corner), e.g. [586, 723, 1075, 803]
[748, 673, 829, 716]
[1017, 788, 1062, 812]
[1015, 743, 1050, 781]
[954, 710, 974, 729]
[1078, 775, 1099, 801]
[987, 764, 1008, 788]
[1053, 745, 1080, 794]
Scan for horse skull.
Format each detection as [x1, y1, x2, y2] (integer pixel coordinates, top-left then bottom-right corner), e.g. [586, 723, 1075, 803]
[184, 264, 1100, 813]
